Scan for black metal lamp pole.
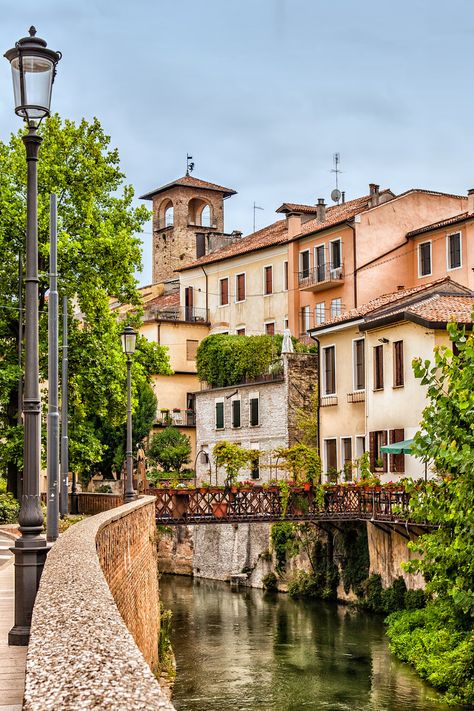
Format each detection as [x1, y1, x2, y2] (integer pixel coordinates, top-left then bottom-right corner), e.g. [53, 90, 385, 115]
[4, 27, 61, 646]
[121, 326, 138, 503]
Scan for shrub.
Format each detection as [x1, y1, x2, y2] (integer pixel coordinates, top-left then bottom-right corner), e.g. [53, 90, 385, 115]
[288, 571, 321, 598]
[262, 572, 278, 591]
[271, 522, 299, 573]
[95, 484, 112, 493]
[148, 427, 191, 473]
[0, 492, 19, 524]
[404, 588, 426, 611]
[381, 576, 407, 614]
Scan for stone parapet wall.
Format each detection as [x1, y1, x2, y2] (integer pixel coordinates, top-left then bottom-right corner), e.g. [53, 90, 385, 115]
[24, 497, 175, 711]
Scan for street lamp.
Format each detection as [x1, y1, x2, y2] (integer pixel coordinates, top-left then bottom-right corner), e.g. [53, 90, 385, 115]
[4, 27, 61, 646]
[121, 326, 138, 503]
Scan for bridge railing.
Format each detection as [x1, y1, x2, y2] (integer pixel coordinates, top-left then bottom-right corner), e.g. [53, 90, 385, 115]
[146, 484, 411, 525]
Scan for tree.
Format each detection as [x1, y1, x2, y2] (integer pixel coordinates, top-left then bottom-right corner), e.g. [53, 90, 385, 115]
[148, 427, 191, 474]
[0, 115, 171, 490]
[386, 321, 474, 706]
[212, 441, 255, 484]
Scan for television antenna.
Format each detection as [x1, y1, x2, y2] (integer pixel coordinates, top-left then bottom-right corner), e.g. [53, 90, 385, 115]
[330, 153, 343, 203]
[186, 154, 194, 176]
[253, 201, 264, 233]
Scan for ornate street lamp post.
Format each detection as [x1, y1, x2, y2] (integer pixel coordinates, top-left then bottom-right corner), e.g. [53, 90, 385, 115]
[4, 27, 61, 646]
[121, 326, 138, 503]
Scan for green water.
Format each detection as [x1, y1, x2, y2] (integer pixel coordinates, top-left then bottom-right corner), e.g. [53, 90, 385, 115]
[160, 576, 461, 711]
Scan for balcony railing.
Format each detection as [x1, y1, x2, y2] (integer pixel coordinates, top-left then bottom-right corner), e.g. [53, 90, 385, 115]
[147, 305, 209, 324]
[157, 409, 196, 426]
[347, 390, 365, 403]
[298, 263, 344, 291]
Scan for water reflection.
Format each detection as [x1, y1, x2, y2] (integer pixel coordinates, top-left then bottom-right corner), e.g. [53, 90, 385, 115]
[160, 576, 460, 711]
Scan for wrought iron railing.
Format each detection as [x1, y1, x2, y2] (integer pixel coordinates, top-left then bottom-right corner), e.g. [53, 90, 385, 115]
[298, 263, 344, 288]
[146, 484, 415, 526]
[147, 305, 209, 323]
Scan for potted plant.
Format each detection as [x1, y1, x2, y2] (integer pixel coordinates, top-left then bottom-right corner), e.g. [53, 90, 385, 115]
[374, 457, 384, 473]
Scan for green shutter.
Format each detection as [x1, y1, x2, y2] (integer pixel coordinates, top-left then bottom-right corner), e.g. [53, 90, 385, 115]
[232, 400, 241, 428]
[216, 402, 224, 429]
[250, 397, 259, 426]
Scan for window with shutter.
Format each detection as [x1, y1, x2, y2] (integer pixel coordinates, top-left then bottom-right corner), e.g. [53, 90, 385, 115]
[232, 399, 241, 428]
[393, 341, 404, 387]
[264, 266, 273, 295]
[265, 322, 275, 335]
[419, 242, 432, 276]
[353, 339, 365, 390]
[215, 401, 224, 430]
[389, 428, 405, 473]
[219, 278, 229, 306]
[448, 232, 461, 269]
[374, 345, 384, 390]
[236, 273, 246, 302]
[330, 239, 342, 269]
[323, 346, 336, 395]
[250, 396, 259, 426]
[283, 261, 288, 291]
[300, 250, 310, 278]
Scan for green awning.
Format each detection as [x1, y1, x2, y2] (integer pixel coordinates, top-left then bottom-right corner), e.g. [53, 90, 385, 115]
[380, 438, 414, 455]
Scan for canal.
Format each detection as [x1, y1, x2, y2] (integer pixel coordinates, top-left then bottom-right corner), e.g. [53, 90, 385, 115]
[160, 575, 461, 711]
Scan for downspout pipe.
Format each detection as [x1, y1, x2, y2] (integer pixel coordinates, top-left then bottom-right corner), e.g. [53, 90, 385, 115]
[309, 334, 321, 457]
[200, 266, 209, 320]
[345, 220, 357, 308]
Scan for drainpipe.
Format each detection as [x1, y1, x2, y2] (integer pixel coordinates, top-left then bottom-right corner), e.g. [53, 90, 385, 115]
[200, 266, 209, 320]
[345, 220, 357, 308]
[309, 334, 321, 456]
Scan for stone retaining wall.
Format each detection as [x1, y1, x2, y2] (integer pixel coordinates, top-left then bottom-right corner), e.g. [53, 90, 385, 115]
[23, 496, 175, 711]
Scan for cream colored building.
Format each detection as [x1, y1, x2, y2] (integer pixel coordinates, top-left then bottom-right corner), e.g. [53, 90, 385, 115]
[310, 278, 473, 482]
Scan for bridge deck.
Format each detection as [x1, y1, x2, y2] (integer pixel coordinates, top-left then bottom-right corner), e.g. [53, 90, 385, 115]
[147, 485, 425, 528]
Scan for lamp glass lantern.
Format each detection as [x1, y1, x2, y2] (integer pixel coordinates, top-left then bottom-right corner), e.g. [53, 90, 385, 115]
[121, 326, 137, 356]
[4, 26, 61, 123]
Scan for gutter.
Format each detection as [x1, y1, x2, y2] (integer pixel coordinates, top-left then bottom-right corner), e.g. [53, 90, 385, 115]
[309, 334, 321, 456]
[359, 311, 473, 333]
[200, 265, 209, 317]
[345, 220, 357, 307]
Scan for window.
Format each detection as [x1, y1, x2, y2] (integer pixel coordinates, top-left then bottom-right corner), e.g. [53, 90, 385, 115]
[331, 298, 342, 318]
[355, 436, 366, 461]
[341, 438, 353, 481]
[200, 204, 211, 227]
[186, 339, 199, 361]
[374, 345, 384, 390]
[324, 439, 337, 479]
[300, 250, 310, 278]
[301, 305, 311, 333]
[219, 278, 229, 306]
[284, 317, 289, 330]
[353, 339, 365, 390]
[236, 273, 246, 302]
[236, 327, 246, 336]
[330, 239, 342, 269]
[419, 241, 432, 277]
[231, 399, 241, 428]
[315, 244, 325, 282]
[369, 431, 387, 472]
[393, 340, 404, 387]
[249, 394, 259, 426]
[389, 428, 405, 473]
[164, 203, 173, 227]
[283, 261, 288, 291]
[264, 266, 273, 295]
[250, 443, 260, 479]
[447, 232, 461, 270]
[323, 346, 336, 395]
[215, 400, 224, 430]
[315, 302, 325, 325]
[265, 321, 275, 335]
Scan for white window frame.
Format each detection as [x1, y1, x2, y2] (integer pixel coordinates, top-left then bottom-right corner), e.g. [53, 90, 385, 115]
[283, 261, 289, 291]
[331, 298, 342, 318]
[352, 337, 365, 392]
[314, 243, 326, 281]
[215, 397, 225, 430]
[355, 436, 366, 459]
[446, 231, 462, 271]
[235, 272, 246, 303]
[299, 249, 310, 276]
[340, 436, 353, 478]
[264, 320, 276, 335]
[323, 437, 338, 475]
[249, 392, 260, 427]
[322, 344, 336, 396]
[418, 240, 432, 278]
[263, 264, 273, 296]
[235, 325, 246, 336]
[284, 316, 289, 330]
[218, 276, 230, 307]
[302, 305, 311, 333]
[329, 238, 342, 269]
[315, 302, 325, 325]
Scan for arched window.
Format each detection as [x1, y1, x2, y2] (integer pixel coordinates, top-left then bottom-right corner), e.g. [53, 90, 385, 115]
[164, 203, 174, 227]
[158, 198, 173, 229]
[188, 198, 212, 227]
[200, 204, 211, 227]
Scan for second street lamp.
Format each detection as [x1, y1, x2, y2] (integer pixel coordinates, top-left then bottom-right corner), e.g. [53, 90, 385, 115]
[4, 26, 61, 645]
[121, 326, 138, 503]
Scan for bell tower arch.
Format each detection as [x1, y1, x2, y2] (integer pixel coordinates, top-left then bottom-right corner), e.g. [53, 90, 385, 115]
[140, 175, 236, 283]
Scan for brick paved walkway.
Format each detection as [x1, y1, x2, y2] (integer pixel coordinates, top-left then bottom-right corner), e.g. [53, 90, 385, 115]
[0, 532, 26, 711]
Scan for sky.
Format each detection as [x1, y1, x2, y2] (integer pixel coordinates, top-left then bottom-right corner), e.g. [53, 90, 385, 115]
[1, 0, 474, 285]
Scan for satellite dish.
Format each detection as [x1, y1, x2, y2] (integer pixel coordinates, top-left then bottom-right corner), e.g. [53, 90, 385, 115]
[331, 188, 342, 203]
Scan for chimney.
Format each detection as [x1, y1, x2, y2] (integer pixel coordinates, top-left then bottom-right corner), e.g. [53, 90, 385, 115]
[287, 213, 302, 238]
[369, 183, 380, 208]
[341, 191, 345, 204]
[316, 198, 326, 223]
[468, 189, 474, 214]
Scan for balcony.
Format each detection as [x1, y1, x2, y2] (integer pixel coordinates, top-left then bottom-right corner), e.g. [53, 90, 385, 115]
[146, 305, 209, 324]
[320, 395, 338, 407]
[347, 391, 365, 404]
[156, 408, 196, 427]
[298, 263, 344, 292]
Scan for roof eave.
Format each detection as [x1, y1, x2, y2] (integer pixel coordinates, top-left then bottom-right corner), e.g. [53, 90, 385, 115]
[308, 318, 364, 336]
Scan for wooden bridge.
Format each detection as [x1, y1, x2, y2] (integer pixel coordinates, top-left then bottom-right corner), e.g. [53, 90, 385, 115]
[146, 485, 427, 535]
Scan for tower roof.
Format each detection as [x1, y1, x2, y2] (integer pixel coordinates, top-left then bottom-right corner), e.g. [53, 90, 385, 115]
[140, 175, 237, 200]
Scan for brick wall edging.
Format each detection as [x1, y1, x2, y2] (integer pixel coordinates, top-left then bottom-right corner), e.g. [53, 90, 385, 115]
[23, 496, 175, 711]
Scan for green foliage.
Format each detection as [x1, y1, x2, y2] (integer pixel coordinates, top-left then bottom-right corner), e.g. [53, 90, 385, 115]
[287, 537, 339, 600]
[212, 441, 256, 484]
[271, 522, 300, 573]
[339, 525, 370, 596]
[275, 444, 322, 485]
[196, 333, 309, 387]
[262, 572, 278, 592]
[381, 576, 407, 614]
[0, 115, 171, 485]
[358, 451, 371, 481]
[294, 388, 319, 446]
[95, 484, 113, 493]
[287, 571, 321, 598]
[404, 588, 426, 611]
[387, 602, 474, 706]
[148, 427, 191, 474]
[0, 491, 19, 523]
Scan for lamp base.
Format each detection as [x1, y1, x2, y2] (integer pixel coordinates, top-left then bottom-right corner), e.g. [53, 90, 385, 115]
[8, 539, 51, 647]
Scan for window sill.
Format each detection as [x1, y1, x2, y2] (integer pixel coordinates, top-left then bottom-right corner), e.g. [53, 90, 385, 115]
[372, 388, 384, 392]
[392, 384, 404, 390]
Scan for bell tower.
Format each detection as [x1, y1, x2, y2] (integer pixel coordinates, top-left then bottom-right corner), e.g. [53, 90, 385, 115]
[140, 175, 237, 283]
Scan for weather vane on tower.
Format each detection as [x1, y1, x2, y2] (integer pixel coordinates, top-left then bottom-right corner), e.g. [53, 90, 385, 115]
[186, 154, 195, 176]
